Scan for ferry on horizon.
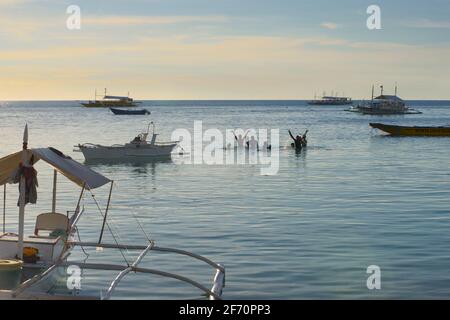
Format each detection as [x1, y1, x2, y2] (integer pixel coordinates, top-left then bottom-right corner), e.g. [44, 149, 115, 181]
[308, 92, 353, 106]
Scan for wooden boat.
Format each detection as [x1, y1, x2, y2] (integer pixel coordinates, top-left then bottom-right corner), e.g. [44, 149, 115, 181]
[348, 85, 421, 115]
[308, 95, 352, 106]
[370, 123, 450, 136]
[81, 89, 141, 108]
[110, 108, 150, 115]
[0, 125, 225, 299]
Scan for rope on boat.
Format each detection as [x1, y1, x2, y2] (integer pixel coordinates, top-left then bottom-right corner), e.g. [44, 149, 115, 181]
[76, 226, 90, 258]
[88, 187, 131, 266]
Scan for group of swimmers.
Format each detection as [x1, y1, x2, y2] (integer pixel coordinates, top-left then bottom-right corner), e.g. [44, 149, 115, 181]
[231, 129, 308, 151]
[288, 129, 308, 150]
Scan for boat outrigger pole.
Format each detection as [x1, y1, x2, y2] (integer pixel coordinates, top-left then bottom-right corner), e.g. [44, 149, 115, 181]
[52, 170, 57, 213]
[3, 184, 5, 233]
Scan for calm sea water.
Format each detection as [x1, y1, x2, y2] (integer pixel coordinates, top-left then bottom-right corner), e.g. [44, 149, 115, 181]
[1, 100, 450, 299]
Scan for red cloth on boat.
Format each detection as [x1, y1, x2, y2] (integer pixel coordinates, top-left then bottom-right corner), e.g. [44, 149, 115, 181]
[12, 162, 39, 206]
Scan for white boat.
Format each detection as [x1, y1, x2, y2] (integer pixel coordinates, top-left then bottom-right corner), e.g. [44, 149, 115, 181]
[308, 95, 352, 106]
[0, 125, 225, 299]
[75, 123, 178, 161]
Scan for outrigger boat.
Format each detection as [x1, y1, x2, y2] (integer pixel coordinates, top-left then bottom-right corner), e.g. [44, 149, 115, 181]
[308, 94, 352, 106]
[370, 123, 450, 136]
[0, 125, 225, 299]
[75, 123, 178, 161]
[81, 89, 141, 108]
[347, 85, 421, 115]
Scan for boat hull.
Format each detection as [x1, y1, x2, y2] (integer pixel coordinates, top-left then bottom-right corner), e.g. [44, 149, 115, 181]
[349, 107, 421, 115]
[79, 144, 177, 160]
[370, 123, 450, 136]
[110, 108, 150, 115]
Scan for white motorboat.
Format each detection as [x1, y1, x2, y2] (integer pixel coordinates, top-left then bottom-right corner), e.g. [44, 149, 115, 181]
[0, 125, 225, 299]
[75, 122, 178, 161]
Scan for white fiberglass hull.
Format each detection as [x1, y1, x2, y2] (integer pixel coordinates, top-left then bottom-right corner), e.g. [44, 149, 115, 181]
[79, 144, 177, 160]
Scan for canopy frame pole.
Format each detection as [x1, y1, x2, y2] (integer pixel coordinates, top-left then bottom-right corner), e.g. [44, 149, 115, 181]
[17, 174, 25, 260]
[75, 183, 85, 214]
[98, 181, 114, 244]
[18, 124, 29, 260]
[3, 184, 6, 233]
[52, 169, 57, 213]
[68, 183, 86, 233]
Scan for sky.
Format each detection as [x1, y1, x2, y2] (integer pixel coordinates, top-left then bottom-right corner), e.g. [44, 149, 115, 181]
[0, 0, 450, 100]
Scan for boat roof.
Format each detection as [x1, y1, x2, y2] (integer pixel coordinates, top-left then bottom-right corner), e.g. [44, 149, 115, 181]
[0, 148, 111, 189]
[322, 96, 349, 99]
[103, 95, 132, 100]
[374, 95, 403, 101]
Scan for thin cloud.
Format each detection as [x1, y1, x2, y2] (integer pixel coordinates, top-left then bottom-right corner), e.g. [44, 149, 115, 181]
[321, 22, 340, 30]
[0, 0, 40, 6]
[83, 15, 229, 26]
[402, 19, 450, 29]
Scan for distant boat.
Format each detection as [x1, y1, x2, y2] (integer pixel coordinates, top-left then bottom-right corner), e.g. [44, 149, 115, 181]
[81, 89, 141, 108]
[370, 123, 450, 136]
[348, 85, 421, 115]
[308, 94, 352, 106]
[110, 108, 150, 115]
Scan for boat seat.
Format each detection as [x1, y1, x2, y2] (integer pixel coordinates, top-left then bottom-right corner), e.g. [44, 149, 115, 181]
[34, 213, 69, 237]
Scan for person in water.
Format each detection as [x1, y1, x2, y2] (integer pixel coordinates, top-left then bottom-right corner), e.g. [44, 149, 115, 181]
[246, 135, 259, 151]
[232, 130, 249, 148]
[261, 141, 271, 150]
[289, 129, 308, 149]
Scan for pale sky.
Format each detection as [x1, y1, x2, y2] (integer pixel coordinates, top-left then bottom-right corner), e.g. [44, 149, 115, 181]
[1, 0, 450, 100]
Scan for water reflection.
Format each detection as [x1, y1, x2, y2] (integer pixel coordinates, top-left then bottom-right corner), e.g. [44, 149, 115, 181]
[84, 156, 172, 167]
[295, 147, 308, 159]
[84, 157, 172, 178]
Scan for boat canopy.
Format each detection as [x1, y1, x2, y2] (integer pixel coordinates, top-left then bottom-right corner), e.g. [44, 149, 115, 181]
[374, 95, 403, 102]
[322, 96, 349, 99]
[0, 148, 111, 189]
[103, 95, 132, 101]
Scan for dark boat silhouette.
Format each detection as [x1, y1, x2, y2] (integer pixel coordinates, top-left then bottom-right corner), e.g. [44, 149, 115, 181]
[110, 108, 150, 115]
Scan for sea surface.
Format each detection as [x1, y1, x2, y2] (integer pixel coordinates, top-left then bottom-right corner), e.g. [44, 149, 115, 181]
[1, 100, 450, 299]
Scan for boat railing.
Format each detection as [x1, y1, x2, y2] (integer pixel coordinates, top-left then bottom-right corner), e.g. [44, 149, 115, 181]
[154, 141, 179, 146]
[74, 143, 124, 150]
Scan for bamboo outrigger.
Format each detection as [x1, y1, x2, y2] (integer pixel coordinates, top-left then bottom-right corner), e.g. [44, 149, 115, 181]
[0, 125, 225, 299]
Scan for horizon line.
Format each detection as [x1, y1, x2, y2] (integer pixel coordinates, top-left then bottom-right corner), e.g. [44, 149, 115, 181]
[2, 98, 450, 102]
